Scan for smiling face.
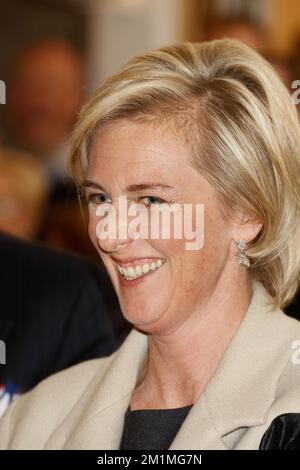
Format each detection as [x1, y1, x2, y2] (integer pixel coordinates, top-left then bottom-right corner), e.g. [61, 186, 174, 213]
[84, 118, 247, 334]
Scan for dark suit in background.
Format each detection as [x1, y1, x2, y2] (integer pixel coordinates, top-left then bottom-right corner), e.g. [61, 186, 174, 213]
[0, 232, 129, 399]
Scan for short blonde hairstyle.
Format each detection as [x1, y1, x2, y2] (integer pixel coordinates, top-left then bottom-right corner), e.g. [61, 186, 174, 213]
[69, 39, 300, 309]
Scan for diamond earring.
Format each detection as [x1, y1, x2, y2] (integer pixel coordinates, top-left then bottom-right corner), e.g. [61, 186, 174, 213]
[235, 239, 250, 268]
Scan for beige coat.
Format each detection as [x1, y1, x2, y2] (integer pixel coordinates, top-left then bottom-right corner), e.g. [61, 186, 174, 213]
[1, 282, 300, 450]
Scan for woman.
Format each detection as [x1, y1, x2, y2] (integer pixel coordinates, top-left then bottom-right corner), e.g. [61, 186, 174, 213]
[1, 38, 300, 450]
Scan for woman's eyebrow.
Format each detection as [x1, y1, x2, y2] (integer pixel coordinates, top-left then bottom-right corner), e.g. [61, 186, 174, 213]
[82, 180, 173, 192]
[82, 180, 105, 191]
[126, 183, 173, 192]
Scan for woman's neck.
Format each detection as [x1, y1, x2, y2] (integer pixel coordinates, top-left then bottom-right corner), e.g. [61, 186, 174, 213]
[130, 272, 253, 410]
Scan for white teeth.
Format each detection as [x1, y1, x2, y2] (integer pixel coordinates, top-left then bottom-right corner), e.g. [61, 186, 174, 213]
[127, 266, 135, 277]
[142, 263, 150, 274]
[116, 259, 165, 280]
[135, 265, 142, 276]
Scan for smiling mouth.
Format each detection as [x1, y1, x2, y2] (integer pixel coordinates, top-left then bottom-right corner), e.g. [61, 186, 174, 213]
[115, 258, 166, 281]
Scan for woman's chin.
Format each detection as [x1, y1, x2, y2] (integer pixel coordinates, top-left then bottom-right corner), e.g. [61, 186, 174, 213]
[121, 304, 167, 333]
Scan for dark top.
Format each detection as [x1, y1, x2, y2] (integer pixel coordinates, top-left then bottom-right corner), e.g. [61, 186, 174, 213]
[119, 404, 193, 450]
[119, 405, 300, 450]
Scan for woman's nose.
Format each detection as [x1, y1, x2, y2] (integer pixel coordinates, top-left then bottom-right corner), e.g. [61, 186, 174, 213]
[96, 229, 133, 255]
[95, 203, 137, 254]
[97, 230, 133, 254]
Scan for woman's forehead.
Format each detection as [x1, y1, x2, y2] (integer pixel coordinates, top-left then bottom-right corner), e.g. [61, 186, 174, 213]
[87, 149, 196, 192]
[88, 119, 192, 177]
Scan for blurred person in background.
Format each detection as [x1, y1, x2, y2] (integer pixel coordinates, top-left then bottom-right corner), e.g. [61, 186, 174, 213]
[5, 39, 85, 201]
[0, 231, 128, 418]
[2, 39, 98, 257]
[0, 147, 48, 240]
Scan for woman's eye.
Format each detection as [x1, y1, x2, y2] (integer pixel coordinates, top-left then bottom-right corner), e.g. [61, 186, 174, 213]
[141, 196, 166, 205]
[87, 193, 112, 205]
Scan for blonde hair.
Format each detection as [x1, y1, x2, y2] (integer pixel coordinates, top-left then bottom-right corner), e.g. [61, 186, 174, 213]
[69, 39, 300, 308]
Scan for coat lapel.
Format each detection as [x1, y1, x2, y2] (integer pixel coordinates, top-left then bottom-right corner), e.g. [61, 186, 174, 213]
[45, 329, 148, 449]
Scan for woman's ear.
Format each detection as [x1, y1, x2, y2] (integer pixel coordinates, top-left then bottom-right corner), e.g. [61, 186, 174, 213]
[231, 211, 263, 244]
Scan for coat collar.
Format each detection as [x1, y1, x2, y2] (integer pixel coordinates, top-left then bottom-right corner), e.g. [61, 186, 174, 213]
[45, 281, 294, 449]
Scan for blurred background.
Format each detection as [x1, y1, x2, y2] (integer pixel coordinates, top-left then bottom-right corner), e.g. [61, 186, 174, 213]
[0, 0, 300, 260]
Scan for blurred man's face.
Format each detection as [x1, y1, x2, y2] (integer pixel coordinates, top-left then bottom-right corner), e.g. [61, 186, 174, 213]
[8, 42, 84, 157]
